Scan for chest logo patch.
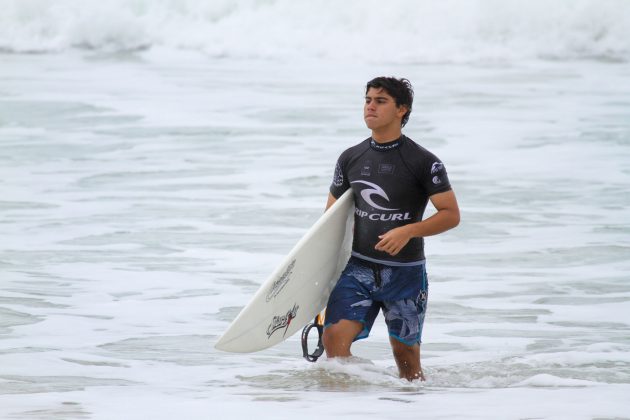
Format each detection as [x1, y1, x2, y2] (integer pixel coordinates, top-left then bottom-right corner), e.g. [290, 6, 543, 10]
[351, 180, 399, 211]
[361, 160, 372, 176]
[378, 163, 395, 174]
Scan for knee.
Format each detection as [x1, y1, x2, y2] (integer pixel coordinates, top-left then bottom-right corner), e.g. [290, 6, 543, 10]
[322, 324, 347, 355]
[322, 320, 362, 357]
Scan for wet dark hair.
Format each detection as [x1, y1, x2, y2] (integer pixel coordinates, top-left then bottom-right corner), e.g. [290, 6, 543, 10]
[365, 77, 414, 127]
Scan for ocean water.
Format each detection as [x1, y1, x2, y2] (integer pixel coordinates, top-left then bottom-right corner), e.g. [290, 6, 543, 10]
[1, 1, 630, 419]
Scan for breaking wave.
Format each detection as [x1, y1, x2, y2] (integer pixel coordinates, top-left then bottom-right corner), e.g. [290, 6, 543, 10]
[1, 0, 629, 62]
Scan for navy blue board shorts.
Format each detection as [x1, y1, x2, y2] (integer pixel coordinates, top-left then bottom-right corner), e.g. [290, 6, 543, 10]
[324, 256, 429, 346]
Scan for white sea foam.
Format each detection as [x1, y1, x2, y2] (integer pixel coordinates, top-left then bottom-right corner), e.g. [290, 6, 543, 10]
[1, 45, 629, 419]
[0, 0, 629, 61]
[513, 374, 598, 387]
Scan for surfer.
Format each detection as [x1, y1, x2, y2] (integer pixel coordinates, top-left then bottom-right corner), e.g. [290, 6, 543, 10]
[322, 77, 460, 381]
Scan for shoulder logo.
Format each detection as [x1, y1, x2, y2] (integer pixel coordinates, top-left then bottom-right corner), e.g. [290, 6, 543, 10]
[431, 162, 445, 184]
[333, 163, 344, 187]
[431, 162, 444, 174]
[351, 180, 399, 211]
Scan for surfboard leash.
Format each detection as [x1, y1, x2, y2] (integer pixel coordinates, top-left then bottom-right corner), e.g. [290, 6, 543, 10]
[301, 312, 325, 362]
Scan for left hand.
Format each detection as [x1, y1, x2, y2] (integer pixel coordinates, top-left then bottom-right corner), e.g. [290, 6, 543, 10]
[375, 226, 413, 256]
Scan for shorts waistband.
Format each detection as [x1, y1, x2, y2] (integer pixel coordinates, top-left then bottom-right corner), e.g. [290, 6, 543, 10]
[351, 252, 426, 267]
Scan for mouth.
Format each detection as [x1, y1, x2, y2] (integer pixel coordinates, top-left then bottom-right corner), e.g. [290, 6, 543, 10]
[365, 114, 377, 119]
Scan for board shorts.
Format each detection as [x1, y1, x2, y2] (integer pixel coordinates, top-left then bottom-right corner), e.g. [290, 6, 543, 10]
[324, 256, 429, 346]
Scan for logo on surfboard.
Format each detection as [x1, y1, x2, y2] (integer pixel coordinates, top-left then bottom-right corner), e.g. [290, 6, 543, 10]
[266, 303, 299, 339]
[266, 259, 295, 302]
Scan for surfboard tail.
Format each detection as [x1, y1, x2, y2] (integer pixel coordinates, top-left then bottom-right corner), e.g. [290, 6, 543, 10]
[214, 190, 354, 354]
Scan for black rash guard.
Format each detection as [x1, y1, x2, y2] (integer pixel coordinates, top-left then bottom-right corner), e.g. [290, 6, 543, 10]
[330, 135, 452, 266]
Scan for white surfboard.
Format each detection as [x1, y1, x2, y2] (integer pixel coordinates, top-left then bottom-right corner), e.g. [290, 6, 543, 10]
[215, 190, 354, 353]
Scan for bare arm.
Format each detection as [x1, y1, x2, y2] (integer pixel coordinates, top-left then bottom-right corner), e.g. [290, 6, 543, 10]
[374, 189, 460, 256]
[325, 192, 337, 211]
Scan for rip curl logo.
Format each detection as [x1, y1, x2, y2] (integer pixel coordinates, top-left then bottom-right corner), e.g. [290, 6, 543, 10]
[266, 303, 299, 339]
[266, 260, 295, 302]
[370, 138, 401, 150]
[351, 180, 399, 211]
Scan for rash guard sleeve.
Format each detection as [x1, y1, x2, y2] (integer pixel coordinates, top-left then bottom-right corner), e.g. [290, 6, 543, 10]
[403, 143, 452, 197]
[329, 152, 351, 199]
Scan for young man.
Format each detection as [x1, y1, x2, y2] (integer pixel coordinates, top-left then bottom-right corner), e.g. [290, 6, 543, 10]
[322, 77, 460, 381]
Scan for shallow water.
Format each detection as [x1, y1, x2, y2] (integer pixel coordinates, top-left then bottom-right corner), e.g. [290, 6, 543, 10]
[1, 50, 630, 419]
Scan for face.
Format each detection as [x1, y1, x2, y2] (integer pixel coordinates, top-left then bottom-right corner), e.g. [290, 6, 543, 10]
[364, 87, 407, 131]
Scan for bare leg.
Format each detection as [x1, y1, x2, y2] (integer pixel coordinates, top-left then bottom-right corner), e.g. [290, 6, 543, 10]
[389, 337, 424, 381]
[322, 320, 363, 357]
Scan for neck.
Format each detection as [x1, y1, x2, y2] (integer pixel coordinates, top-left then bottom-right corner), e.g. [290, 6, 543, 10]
[370, 136, 403, 151]
[371, 127, 402, 143]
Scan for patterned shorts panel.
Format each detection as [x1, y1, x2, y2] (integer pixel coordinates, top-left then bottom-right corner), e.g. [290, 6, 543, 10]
[324, 257, 429, 345]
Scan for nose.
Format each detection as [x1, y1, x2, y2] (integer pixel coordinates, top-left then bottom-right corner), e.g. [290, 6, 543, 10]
[366, 102, 376, 112]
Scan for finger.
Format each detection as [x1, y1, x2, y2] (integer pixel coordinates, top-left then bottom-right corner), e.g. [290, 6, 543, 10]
[377, 240, 394, 252]
[379, 237, 393, 247]
[375, 237, 389, 249]
[391, 242, 404, 255]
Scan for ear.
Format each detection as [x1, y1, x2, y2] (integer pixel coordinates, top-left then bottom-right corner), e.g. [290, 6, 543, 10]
[396, 105, 408, 118]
